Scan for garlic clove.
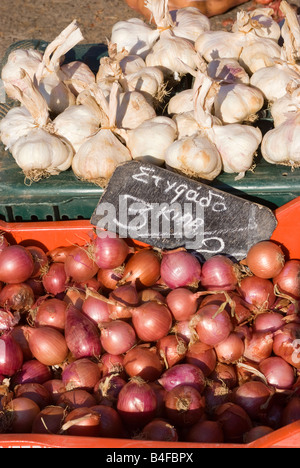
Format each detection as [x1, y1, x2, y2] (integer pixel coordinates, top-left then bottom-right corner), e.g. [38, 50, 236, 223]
[238, 37, 282, 75]
[195, 30, 244, 63]
[170, 6, 210, 44]
[119, 54, 146, 74]
[207, 58, 250, 85]
[0, 106, 36, 150]
[115, 90, 156, 130]
[168, 89, 194, 116]
[61, 61, 96, 96]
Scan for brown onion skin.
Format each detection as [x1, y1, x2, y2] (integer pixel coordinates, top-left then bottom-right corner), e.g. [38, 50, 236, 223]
[0, 245, 34, 284]
[62, 358, 102, 392]
[122, 249, 161, 290]
[165, 384, 206, 427]
[214, 332, 245, 364]
[157, 334, 187, 368]
[259, 357, 295, 390]
[233, 381, 273, 419]
[35, 298, 67, 332]
[57, 389, 97, 410]
[123, 346, 164, 382]
[27, 326, 69, 367]
[14, 383, 52, 409]
[246, 241, 285, 279]
[273, 260, 300, 299]
[6, 397, 40, 433]
[62, 407, 102, 437]
[31, 406, 65, 434]
[193, 304, 233, 347]
[185, 341, 217, 377]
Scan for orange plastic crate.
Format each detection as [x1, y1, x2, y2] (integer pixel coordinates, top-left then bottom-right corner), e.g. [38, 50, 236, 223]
[0, 197, 299, 448]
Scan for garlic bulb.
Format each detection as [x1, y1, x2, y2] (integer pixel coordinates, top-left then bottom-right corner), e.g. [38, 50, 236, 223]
[280, 0, 300, 64]
[207, 58, 250, 84]
[110, 18, 160, 60]
[1, 48, 43, 100]
[195, 30, 244, 62]
[72, 83, 132, 185]
[169, 6, 210, 44]
[123, 116, 177, 165]
[270, 84, 300, 127]
[61, 61, 96, 96]
[232, 8, 281, 42]
[121, 66, 165, 105]
[119, 55, 146, 74]
[168, 89, 194, 115]
[1, 70, 74, 181]
[11, 128, 74, 181]
[0, 106, 36, 149]
[250, 60, 300, 103]
[35, 20, 84, 114]
[261, 113, 300, 167]
[53, 103, 101, 152]
[115, 90, 156, 130]
[238, 35, 282, 75]
[213, 82, 264, 124]
[145, 28, 199, 78]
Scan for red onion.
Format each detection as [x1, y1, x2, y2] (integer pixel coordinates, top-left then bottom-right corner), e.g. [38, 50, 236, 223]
[157, 334, 187, 368]
[57, 389, 97, 410]
[243, 331, 274, 363]
[273, 323, 300, 368]
[91, 404, 125, 438]
[100, 320, 136, 355]
[123, 346, 163, 382]
[64, 246, 99, 282]
[185, 420, 224, 443]
[160, 250, 201, 289]
[108, 284, 139, 320]
[5, 397, 40, 433]
[0, 309, 20, 332]
[166, 288, 201, 321]
[26, 246, 48, 278]
[93, 232, 131, 269]
[100, 353, 125, 377]
[192, 304, 233, 347]
[26, 326, 69, 366]
[244, 426, 274, 443]
[117, 377, 157, 430]
[122, 249, 161, 289]
[47, 245, 76, 263]
[281, 397, 300, 426]
[238, 276, 276, 310]
[63, 287, 85, 309]
[65, 305, 101, 359]
[159, 363, 206, 393]
[62, 406, 102, 437]
[82, 293, 111, 325]
[200, 255, 238, 291]
[139, 418, 178, 442]
[43, 379, 66, 404]
[203, 380, 231, 414]
[259, 357, 295, 389]
[0, 245, 34, 284]
[0, 333, 23, 376]
[233, 381, 273, 419]
[246, 241, 285, 279]
[62, 358, 102, 392]
[186, 341, 217, 376]
[273, 260, 300, 299]
[42, 262, 68, 295]
[14, 382, 52, 409]
[210, 362, 237, 389]
[0, 283, 35, 313]
[215, 402, 252, 443]
[214, 332, 245, 364]
[93, 374, 126, 406]
[0, 235, 9, 253]
[139, 288, 166, 304]
[25, 277, 46, 298]
[149, 382, 167, 418]
[254, 312, 285, 334]
[10, 359, 52, 388]
[131, 301, 172, 342]
[35, 297, 67, 332]
[172, 320, 193, 343]
[11, 325, 33, 360]
[97, 267, 123, 291]
[165, 384, 206, 427]
[32, 405, 65, 434]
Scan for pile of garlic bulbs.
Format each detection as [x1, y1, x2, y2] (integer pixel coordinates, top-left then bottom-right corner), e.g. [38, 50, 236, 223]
[1, 0, 300, 185]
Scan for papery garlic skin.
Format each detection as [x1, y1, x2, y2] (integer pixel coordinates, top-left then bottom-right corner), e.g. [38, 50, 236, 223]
[213, 83, 264, 124]
[61, 61, 96, 96]
[119, 55, 146, 74]
[207, 123, 262, 179]
[110, 18, 160, 60]
[145, 29, 199, 78]
[164, 134, 222, 181]
[10, 128, 74, 180]
[270, 87, 300, 127]
[238, 37, 282, 74]
[72, 129, 132, 184]
[116, 91, 156, 130]
[121, 66, 165, 105]
[53, 104, 100, 152]
[207, 59, 249, 84]
[1, 49, 43, 100]
[170, 7, 210, 44]
[125, 116, 177, 165]
[195, 31, 243, 62]
[261, 113, 300, 167]
[232, 8, 281, 42]
[173, 111, 221, 139]
[250, 65, 300, 103]
[168, 89, 194, 116]
[38, 73, 76, 116]
[0, 106, 36, 149]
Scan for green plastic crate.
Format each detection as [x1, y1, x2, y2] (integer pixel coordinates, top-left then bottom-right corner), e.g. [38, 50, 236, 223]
[0, 40, 299, 222]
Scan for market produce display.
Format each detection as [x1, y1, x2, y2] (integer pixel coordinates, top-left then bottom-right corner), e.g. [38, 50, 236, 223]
[1, 0, 300, 185]
[0, 226, 299, 445]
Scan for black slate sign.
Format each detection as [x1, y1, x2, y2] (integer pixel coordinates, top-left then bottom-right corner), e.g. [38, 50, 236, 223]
[90, 161, 277, 260]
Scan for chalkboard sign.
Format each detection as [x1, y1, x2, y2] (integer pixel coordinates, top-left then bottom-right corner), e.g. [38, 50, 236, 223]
[90, 161, 277, 260]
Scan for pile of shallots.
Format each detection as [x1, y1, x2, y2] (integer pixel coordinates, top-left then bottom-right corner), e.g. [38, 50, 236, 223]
[0, 229, 300, 444]
[1, 0, 300, 184]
